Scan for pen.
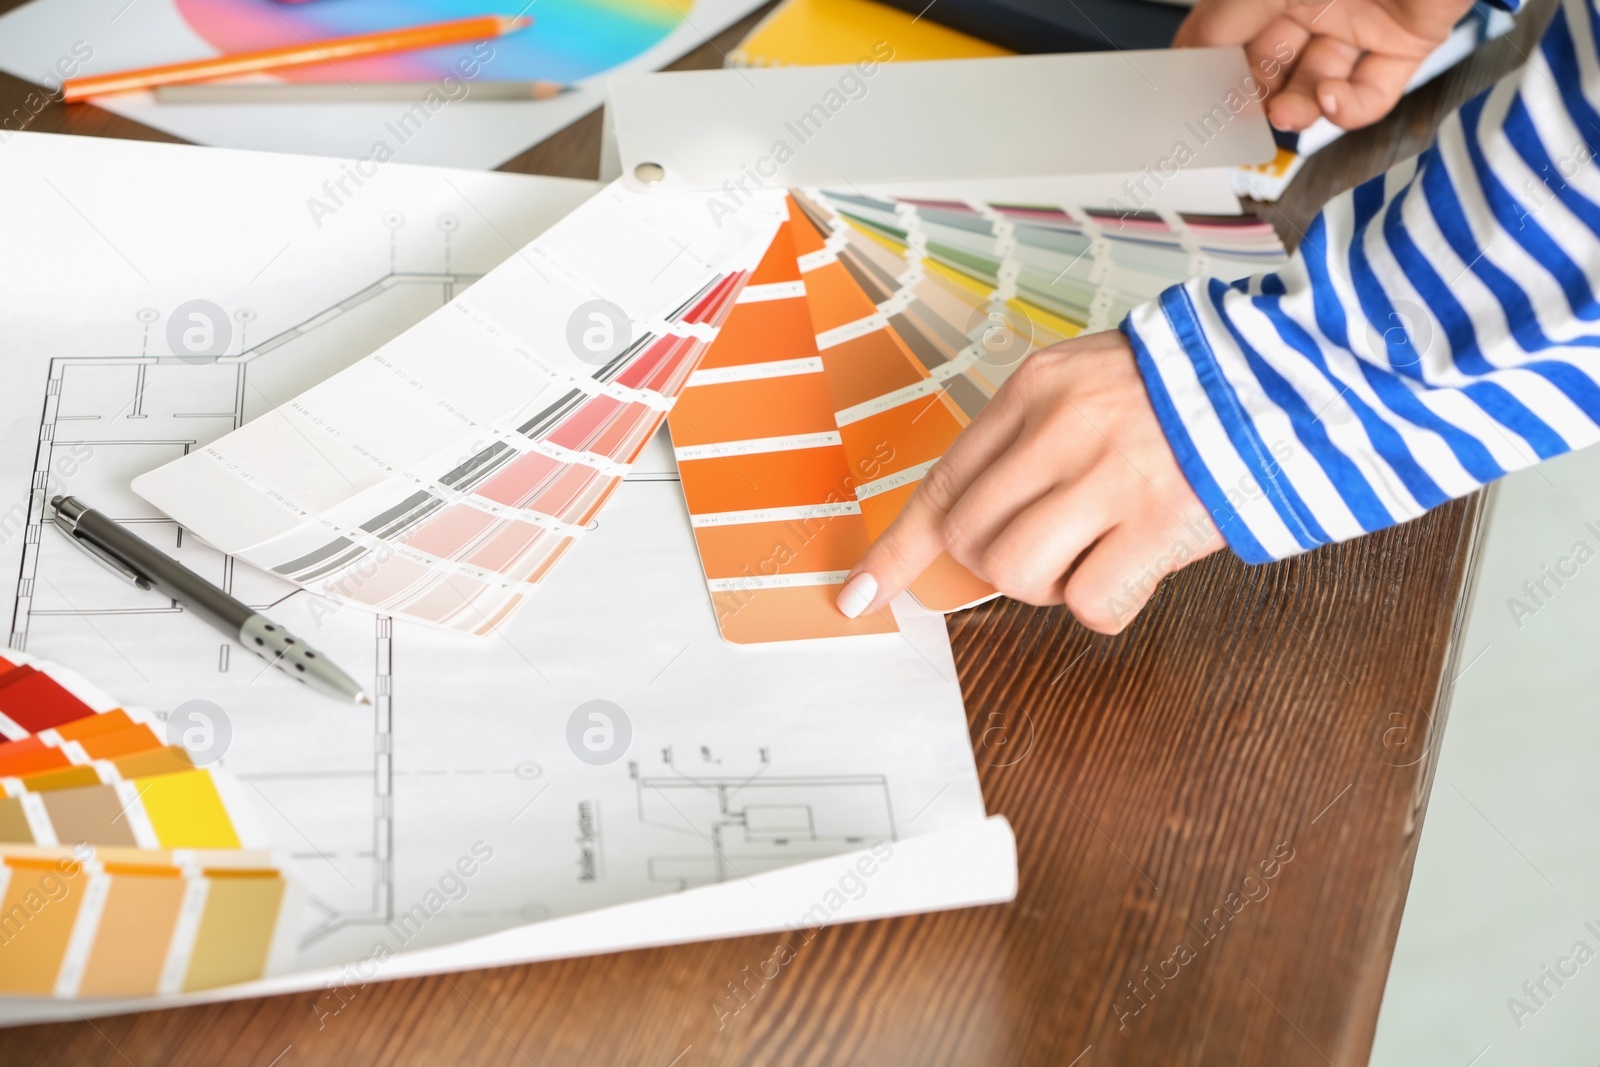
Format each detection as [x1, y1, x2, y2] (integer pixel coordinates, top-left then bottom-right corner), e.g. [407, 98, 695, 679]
[50, 495, 370, 706]
[63, 15, 533, 102]
[154, 81, 573, 105]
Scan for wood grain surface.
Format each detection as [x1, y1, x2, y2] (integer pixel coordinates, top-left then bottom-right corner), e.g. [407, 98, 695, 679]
[0, 2, 1551, 1062]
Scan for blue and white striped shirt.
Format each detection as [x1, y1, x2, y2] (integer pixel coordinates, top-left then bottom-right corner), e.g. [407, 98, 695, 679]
[1123, 0, 1600, 563]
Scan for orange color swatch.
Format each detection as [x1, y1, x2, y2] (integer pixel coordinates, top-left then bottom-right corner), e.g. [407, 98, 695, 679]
[670, 207, 899, 643]
[788, 196, 995, 613]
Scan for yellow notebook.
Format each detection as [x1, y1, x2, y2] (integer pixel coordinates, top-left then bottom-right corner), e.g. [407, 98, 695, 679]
[728, 0, 1012, 66]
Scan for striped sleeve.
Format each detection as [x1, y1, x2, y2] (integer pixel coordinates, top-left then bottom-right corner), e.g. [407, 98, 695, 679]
[1122, 0, 1600, 563]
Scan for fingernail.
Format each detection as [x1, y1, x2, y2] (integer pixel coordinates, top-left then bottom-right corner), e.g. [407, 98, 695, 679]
[1319, 92, 1338, 117]
[836, 573, 878, 619]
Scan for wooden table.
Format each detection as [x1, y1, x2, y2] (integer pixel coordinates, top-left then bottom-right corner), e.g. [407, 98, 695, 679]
[0, 5, 1551, 1063]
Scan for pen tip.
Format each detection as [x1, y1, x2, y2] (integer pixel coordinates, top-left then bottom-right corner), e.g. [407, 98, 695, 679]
[357, 693, 373, 706]
[510, 15, 533, 29]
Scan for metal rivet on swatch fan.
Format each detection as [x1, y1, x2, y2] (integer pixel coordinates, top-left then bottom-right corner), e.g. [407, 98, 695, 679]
[633, 162, 666, 184]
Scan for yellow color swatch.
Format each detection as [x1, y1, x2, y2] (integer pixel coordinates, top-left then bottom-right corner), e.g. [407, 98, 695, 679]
[183, 874, 287, 992]
[138, 770, 243, 850]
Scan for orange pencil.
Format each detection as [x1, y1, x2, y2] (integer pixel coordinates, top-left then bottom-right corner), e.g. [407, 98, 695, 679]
[63, 14, 532, 103]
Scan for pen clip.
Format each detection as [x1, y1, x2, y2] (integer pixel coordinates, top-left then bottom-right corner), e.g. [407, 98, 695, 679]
[49, 517, 153, 591]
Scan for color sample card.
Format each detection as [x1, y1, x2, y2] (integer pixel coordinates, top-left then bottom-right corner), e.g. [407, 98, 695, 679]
[806, 189, 1285, 336]
[0, 648, 292, 1000]
[0, 654, 123, 742]
[0, 766, 257, 851]
[779, 187, 1286, 617]
[0, 711, 164, 780]
[789, 195, 997, 614]
[670, 205, 899, 643]
[0, 846, 296, 998]
[0, 744, 196, 798]
[791, 191, 1073, 410]
[134, 183, 787, 636]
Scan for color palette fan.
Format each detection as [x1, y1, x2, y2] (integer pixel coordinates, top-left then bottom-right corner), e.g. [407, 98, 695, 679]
[670, 189, 1287, 643]
[134, 183, 787, 635]
[669, 209, 901, 643]
[0, 651, 297, 998]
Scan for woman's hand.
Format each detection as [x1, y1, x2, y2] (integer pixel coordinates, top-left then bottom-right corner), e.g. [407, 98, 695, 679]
[1176, 0, 1477, 131]
[836, 331, 1226, 634]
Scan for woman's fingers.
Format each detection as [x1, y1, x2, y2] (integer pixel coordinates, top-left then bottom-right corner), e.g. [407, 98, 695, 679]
[836, 394, 1025, 619]
[1268, 33, 1362, 131]
[1317, 51, 1426, 129]
[1174, 0, 1289, 47]
[1062, 512, 1225, 633]
[838, 328, 1218, 632]
[973, 481, 1117, 606]
[1243, 15, 1312, 99]
[941, 426, 1099, 576]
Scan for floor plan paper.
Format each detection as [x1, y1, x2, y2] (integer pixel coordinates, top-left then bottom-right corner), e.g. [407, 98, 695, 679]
[133, 180, 788, 635]
[0, 0, 769, 168]
[0, 132, 1011, 1022]
[0, 814, 1016, 1024]
[0, 132, 600, 357]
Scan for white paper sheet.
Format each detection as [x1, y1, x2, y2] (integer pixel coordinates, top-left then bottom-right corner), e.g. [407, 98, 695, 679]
[0, 0, 768, 168]
[0, 132, 1013, 1024]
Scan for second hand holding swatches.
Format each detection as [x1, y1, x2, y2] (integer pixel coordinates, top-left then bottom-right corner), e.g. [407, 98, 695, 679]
[50, 495, 369, 705]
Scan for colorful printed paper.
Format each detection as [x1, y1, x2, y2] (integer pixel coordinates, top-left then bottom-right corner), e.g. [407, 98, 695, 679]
[175, 0, 689, 85]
